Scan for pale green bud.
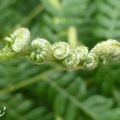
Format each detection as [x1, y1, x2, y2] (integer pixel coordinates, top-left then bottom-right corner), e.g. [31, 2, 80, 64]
[52, 42, 70, 60]
[31, 38, 51, 63]
[63, 50, 80, 69]
[85, 53, 98, 70]
[10, 27, 31, 52]
[91, 39, 120, 64]
[75, 46, 89, 61]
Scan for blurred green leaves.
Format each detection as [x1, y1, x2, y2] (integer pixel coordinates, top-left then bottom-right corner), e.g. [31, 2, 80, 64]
[0, 0, 120, 120]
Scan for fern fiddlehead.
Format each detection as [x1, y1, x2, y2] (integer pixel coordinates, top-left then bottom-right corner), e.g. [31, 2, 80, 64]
[52, 42, 70, 60]
[1, 27, 120, 70]
[5, 27, 31, 52]
[90, 39, 120, 64]
[31, 38, 52, 63]
[84, 53, 99, 70]
[63, 50, 80, 69]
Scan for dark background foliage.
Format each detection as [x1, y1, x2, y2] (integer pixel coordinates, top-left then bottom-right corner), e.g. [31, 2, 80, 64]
[0, 0, 120, 120]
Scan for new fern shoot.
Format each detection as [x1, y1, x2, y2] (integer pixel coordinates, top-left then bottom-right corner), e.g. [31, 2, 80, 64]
[1, 27, 120, 70]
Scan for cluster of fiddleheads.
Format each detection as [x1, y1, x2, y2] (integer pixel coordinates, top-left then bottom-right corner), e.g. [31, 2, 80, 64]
[1, 27, 120, 70]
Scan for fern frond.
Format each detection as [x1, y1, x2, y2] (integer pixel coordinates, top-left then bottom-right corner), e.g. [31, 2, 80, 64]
[94, 0, 120, 39]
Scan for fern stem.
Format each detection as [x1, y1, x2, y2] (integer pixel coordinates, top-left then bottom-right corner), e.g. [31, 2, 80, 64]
[0, 68, 60, 96]
[45, 78, 98, 120]
[0, 50, 16, 60]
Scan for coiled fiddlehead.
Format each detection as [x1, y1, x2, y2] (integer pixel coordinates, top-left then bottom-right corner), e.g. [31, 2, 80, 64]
[5, 27, 31, 52]
[63, 50, 80, 69]
[30, 38, 52, 63]
[84, 53, 99, 70]
[1, 27, 120, 70]
[90, 39, 120, 64]
[75, 46, 89, 61]
[52, 42, 70, 60]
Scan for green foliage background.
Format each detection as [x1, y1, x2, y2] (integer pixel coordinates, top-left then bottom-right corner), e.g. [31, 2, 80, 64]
[0, 0, 120, 120]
